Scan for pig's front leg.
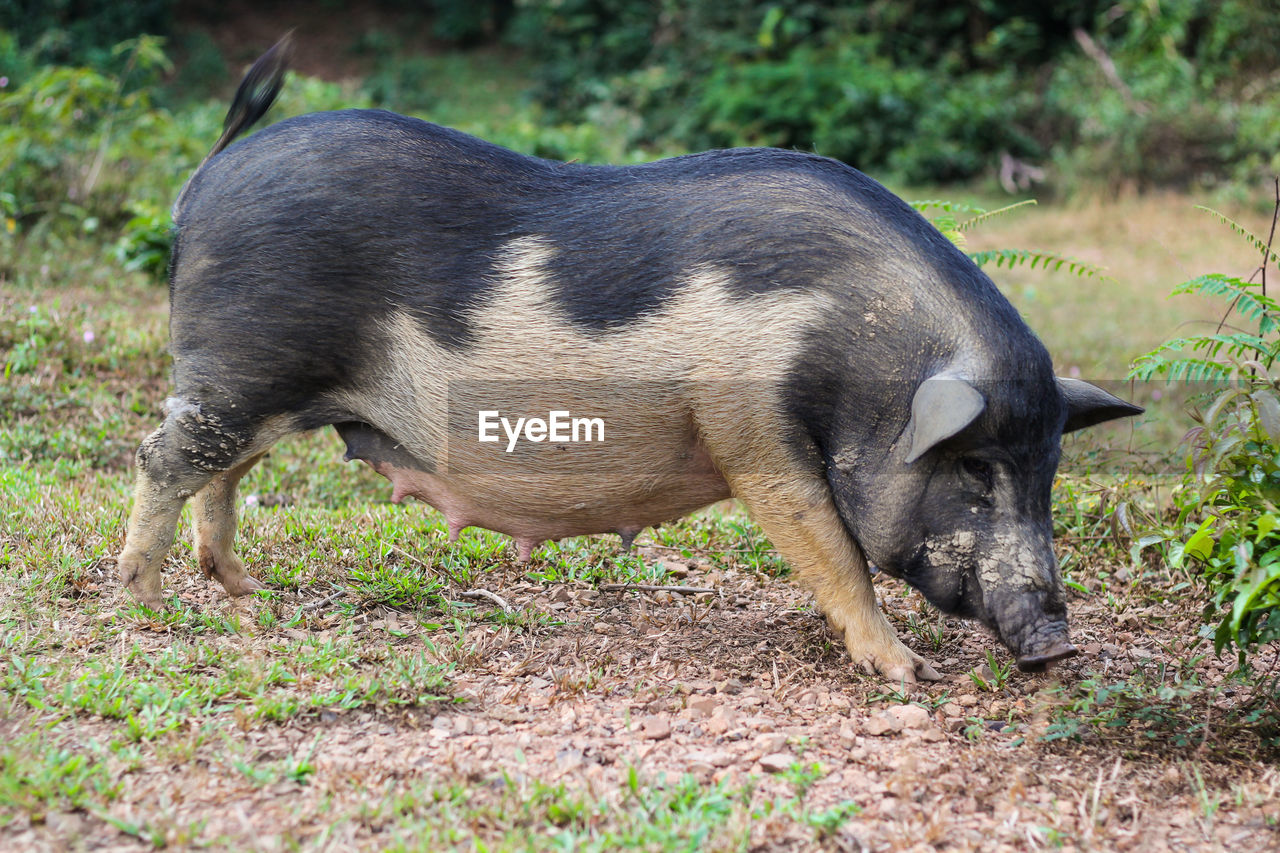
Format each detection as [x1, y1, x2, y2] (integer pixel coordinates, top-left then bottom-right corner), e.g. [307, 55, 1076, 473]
[728, 472, 941, 683]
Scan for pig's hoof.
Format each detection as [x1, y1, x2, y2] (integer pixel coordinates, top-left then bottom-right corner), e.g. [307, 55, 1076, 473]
[223, 574, 266, 598]
[118, 551, 165, 611]
[876, 658, 943, 684]
[130, 590, 166, 612]
[854, 647, 942, 684]
[198, 546, 266, 598]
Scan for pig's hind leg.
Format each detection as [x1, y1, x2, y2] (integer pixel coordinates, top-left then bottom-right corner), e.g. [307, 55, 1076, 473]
[117, 399, 280, 609]
[190, 452, 267, 598]
[723, 470, 941, 684]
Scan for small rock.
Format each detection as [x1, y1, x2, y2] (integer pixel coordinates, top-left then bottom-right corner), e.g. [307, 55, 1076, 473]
[687, 748, 737, 770]
[663, 562, 690, 578]
[887, 704, 932, 730]
[718, 678, 745, 695]
[972, 663, 996, 682]
[754, 733, 788, 753]
[489, 706, 524, 723]
[865, 712, 902, 737]
[707, 750, 736, 768]
[556, 748, 583, 768]
[705, 716, 731, 735]
[641, 716, 672, 740]
[759, 753, 795, 774]
[796, 689, 820, 708]
[550, 586, 572, 603]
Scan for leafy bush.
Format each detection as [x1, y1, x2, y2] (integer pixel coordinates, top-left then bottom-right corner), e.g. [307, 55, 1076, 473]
[111, 202, 172, 280]
[1131, 202, 1280, 666]
[509, 0, 1280, 189]
[0, 36, 181, 229]
[0, 0, 173, 72]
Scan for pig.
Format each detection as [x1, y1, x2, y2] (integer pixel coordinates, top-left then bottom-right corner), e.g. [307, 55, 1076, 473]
[116, 36, 1141, 682]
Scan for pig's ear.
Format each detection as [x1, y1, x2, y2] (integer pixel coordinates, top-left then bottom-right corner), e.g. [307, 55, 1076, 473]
[904, 375, 986, 464]
[1058, 378, 1144, 432]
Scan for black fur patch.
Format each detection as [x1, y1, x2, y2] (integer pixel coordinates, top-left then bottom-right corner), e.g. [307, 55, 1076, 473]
[533, 149, 900, 329]
[335, 422, 434, 473]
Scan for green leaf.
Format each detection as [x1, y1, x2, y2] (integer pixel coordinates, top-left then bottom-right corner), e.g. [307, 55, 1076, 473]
[1183, 520, 1216, 563]
[957, 199, 1036, 232]
[1230, 564, 1277, 640]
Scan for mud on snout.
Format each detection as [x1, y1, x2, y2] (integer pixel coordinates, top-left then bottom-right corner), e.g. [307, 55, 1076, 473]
[983, 587, 1077, 673]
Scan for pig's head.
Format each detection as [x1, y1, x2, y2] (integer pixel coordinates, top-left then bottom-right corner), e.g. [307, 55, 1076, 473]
[822, 370, 1142, 672]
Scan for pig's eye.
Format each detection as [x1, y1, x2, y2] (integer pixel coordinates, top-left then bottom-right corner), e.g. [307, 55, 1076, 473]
[961, 458, 994, 490]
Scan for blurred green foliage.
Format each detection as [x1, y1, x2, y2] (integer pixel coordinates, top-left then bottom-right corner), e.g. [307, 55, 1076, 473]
[507, 0, 1280, 189]
[0, 0, 172, 72]
[0, 35, 192, 231]
[2, 0, 1277, 254]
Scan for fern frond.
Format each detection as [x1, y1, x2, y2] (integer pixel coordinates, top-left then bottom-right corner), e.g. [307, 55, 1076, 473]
[910, 199, 987, 217]
[968, 248, 1106, 279]
[1127, 353, 1238, 383]
[958, 199, 1037, 232]
[1188, 332, 1274, 362]
[1128, 331, 1276, 379]
[1172, 274, 1280, 325]
[1194, 206, 1280, 267]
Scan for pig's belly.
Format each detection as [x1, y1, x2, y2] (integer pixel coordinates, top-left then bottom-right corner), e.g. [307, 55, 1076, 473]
[337, 421, 732, 557]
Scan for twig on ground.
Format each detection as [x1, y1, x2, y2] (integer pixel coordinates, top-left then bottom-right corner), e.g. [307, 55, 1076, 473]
[385, 541, 462, 586]
[600, 583, 717, 595]
[458, 588, 513, 613]
[302, 588, 347, 612]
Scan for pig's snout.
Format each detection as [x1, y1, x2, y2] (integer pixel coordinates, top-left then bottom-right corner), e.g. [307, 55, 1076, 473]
[986, 587, 1076, 673]
[1014, 635, 1078, 672]
[1003, 616, 1076, 672]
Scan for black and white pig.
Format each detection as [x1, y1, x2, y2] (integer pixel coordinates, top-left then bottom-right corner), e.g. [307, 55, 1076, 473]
[117, 37, 1141, 682]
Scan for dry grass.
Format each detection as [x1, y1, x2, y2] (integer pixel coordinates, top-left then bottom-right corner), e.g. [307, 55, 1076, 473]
[968, 192, 1269, 378]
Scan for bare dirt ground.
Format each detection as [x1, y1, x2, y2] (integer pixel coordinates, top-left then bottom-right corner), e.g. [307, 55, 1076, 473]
[4, 529, 1277, 851]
